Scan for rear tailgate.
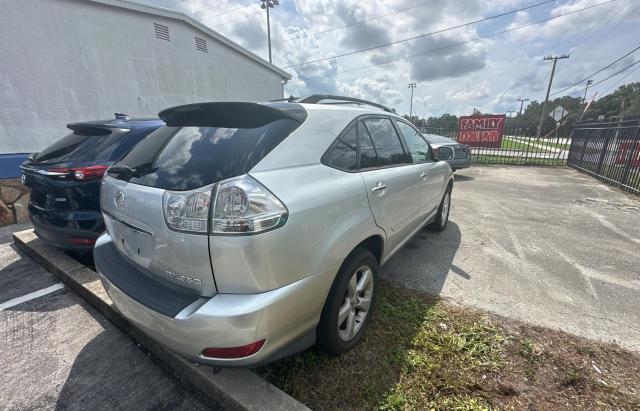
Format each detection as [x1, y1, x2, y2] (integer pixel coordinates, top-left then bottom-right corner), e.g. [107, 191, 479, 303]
[101, 102, 306, 297]
[100, 176, 217, 297]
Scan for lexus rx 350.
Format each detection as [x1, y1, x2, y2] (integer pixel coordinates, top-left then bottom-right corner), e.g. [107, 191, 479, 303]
[94, 96, 454, 367]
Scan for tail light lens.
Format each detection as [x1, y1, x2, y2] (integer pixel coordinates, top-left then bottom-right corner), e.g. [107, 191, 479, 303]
[163, 185, 214, 234]
[162, 175, 287, 235]
[211, 175, 287, 234]
[49, 165, 109, 181]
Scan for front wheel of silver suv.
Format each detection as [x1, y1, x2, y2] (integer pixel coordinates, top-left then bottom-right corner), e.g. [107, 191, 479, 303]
[428, 186, 451, 232]
[317, 248, 379, 355]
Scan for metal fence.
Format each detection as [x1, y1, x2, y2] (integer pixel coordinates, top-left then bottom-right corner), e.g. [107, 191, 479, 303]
[421, 125, 568, 166]
[567, 116, 640, 195]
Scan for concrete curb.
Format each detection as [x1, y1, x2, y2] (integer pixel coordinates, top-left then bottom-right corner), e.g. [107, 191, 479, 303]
[13, 229, 310, 411]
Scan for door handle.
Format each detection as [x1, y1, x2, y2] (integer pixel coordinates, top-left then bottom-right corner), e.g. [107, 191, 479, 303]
[371, 182, 387, 193]
[419, 172, 428, 180]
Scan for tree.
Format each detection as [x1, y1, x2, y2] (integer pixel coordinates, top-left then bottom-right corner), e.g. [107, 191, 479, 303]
[585, 82, 640, 119]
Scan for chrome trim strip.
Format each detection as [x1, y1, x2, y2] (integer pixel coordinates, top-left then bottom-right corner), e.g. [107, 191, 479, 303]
[103, 210, 153, 236]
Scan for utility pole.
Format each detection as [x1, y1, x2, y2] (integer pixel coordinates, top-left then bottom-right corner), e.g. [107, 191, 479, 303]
[582, 79, 593, 104]
[515, 98, 529, 136]
[536, 55, 569, 138]
[408, 83, 416, 120]
[260, 0, 279, 63]
[517, 98, 529, 116]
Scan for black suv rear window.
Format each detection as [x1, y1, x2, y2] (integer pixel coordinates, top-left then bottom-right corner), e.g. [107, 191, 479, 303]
[116, 119, 300, 191]
[35, 128, 131, 164]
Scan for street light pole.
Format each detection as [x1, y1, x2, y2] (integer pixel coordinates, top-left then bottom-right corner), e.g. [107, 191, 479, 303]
[536, 55, 569, 138]
[408, 83, 416, 120]
[260, 0, 279, 64]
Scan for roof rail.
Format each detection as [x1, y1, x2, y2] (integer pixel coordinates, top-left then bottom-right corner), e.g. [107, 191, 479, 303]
[297, 95, 396, 113]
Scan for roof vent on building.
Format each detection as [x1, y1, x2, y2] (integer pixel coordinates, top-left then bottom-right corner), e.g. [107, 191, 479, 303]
[195, 37, 208, 53]
[154, 23, 170, 41]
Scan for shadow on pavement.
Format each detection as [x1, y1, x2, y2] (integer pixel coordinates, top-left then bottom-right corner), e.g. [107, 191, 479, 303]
[382, 221, 463, 297]
[454, 173, 474, 182]
[54, 316, 211, 410]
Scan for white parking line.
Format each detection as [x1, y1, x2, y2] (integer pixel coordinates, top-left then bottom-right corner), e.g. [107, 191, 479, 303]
[0, 283, 65, 311]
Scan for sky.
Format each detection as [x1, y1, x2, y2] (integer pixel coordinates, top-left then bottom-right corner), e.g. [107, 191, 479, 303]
[141, 0, 639, 118]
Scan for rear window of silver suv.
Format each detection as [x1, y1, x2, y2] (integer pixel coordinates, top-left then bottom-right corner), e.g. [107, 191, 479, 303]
[112, 119, 300, 191]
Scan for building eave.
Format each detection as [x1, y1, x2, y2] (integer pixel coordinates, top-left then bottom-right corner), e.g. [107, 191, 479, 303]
[86, 0, 292, 80]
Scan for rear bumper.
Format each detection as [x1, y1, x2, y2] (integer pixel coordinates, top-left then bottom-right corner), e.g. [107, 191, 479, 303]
[29, 204, 103, 251]
[95, 234, 337, 367]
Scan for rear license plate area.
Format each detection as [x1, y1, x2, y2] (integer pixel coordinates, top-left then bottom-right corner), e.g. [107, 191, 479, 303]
[110, 219, 154, 262]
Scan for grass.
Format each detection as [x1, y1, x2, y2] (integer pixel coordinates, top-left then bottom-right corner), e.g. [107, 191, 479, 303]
[501, 137, 547, 153]
[539, 140, 572, 151]
[257, 281, 640, 410]
[472, 154, 565, 166]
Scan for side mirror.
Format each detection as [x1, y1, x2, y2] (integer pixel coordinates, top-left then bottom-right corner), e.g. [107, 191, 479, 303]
[436, 147, 454, 161]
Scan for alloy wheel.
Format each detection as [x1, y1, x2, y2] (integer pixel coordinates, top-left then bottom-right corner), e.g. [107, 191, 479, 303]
[441, 191, 450, 227]
[338, 265, 374, 341]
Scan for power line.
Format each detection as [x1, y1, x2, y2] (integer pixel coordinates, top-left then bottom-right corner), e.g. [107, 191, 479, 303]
[564, 0, 620, 53]
[572, 0, 639, 56]
[550, 45, 640, 96]
[283, 0, 559, 69]
[601, 64, 640, 95]
[567, 60, 640, 96]
[272, 0, 441, 46]
[300, 2, 617, 80]
[549, 0, 595, 51]
[553, 0, 635, 76]
[191, 0, 239, 15]
[197, 2, 256, 19]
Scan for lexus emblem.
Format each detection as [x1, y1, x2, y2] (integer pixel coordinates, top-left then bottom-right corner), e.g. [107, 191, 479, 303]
[114, 191, 126, 209]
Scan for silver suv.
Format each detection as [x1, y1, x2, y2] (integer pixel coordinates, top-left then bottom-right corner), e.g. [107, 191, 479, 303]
[94, 95, 453, 367]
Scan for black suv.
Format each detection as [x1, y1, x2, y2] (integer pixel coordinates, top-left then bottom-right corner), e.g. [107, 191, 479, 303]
[21, 114, 163, 252]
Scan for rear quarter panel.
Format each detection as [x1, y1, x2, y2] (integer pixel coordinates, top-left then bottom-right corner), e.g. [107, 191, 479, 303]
[209, 164, 385, 293]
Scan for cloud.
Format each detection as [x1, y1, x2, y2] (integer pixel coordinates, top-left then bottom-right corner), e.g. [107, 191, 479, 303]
[142, 0, 639, 117]
[447, 81, 490, 101]
[409, 34, 488, 81]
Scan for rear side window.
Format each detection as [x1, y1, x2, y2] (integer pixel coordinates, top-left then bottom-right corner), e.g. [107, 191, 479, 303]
[117, 119, 300, 190]
[323, 125, 358, 171]
[360, 118, 411, 168]
[34, 128, 130, 164]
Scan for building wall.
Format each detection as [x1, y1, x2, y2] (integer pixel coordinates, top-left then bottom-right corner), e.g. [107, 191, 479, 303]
[0, 0, 286, 154]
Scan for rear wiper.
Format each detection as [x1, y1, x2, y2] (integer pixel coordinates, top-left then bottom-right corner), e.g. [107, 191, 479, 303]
[107, 164, 157, 179]
[107, 164, 136, 178]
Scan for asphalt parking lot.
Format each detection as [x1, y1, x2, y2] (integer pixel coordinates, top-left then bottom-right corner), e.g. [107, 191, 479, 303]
[384, 165, 640, 352]
[0, 226, 212, 410]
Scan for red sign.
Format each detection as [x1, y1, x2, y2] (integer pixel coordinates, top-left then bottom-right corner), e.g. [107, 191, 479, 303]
[615, 142, 640, 168]
[457, 114, 506, 148]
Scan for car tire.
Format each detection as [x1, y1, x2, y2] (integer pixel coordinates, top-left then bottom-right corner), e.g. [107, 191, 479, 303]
[428, 186, 451, 232]
[317, 247, 379, 355]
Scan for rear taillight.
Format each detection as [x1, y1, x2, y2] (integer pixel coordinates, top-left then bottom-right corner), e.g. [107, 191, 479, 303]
[69, 237, 96, 245]
[163, 185, 214, 234]
[211, 175, 287, 234]
[201, 339, 265, 359]
[162, 175, 287, 235]
[49, 165, 109, 181]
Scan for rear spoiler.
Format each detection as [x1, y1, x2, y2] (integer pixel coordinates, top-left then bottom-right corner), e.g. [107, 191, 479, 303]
[158, 102, 307, 128]
[67, 122, 131, 133]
